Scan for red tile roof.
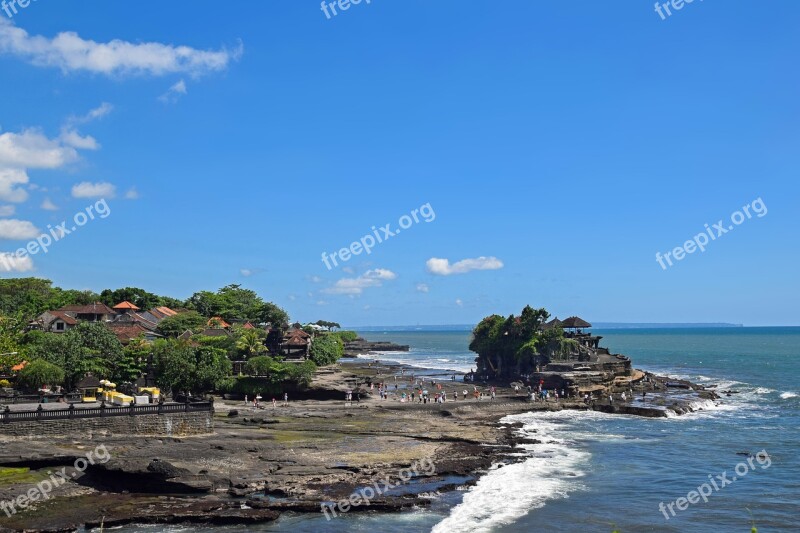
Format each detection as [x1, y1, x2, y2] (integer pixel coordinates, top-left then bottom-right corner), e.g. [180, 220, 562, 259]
[208, 317, 231, 328]
[50, 311, 79, 325]
[113, 301, 140, 310]
[59, 302, 115, 315]
[151, 306, 179, 318]
[106, 323, 155, 343]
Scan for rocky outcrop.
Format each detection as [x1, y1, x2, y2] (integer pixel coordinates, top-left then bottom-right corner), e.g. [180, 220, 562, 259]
[343, 339, 409, 357]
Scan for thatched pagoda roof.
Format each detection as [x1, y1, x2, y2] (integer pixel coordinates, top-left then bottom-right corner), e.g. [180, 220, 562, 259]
[561, 316, 592, 329]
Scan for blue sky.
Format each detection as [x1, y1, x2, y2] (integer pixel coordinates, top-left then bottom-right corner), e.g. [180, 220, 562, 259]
[0, 1, 798, 326]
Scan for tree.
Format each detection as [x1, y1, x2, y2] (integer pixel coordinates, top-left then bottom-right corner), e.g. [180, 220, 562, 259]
[245, 356, 273, 376]
[17, 359, 65, 390]
[186, 285, 289, 326]
[156, 311, 207, 337]
[235, 328, 266, 358]
[114, 338, 150, 383]
[99, 287, 169, 310]
[153, 340, 196, 394]
[308, 334, 344, 366]
[152, 339, 231, 395]
[469, 307, 566, 378]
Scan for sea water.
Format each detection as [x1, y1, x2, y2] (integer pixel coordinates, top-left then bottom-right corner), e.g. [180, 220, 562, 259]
[108, 327, 800, 532]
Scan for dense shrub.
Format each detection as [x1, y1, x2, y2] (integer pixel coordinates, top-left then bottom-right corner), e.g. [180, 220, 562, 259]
[308, 335, 344, 366]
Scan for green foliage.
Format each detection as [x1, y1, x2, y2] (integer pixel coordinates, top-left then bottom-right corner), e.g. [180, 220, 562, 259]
[0, 278, 100, 321]
[114, 339, 150, 383]
[152, 339, 231, 395]
[17, 359, 65, 390]
[185, 284, 289, 326]
[308, 334, 344, 366]
[24, 328, 114, 388]
[156, 311, 207, 337]
[245, 356, 275, 376]
[470, 306, 556, 378]
[0, 379, 10, 388]
[99, 287, 165, 310]
[220, 361, 316, 396]
[235, 328, 267, 358]
[332, 330, 358, 343]
[315, 320, 341, 331]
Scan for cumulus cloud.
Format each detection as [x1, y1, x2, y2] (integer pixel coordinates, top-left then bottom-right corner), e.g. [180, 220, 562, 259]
[158, 79, 187, 103]
[0, 168, 29, 203]
[322, 268, 397, 295]
[0, 129, 79, 169]
[0, 19, 242, 77]
[0, 219, 40, 239]
[0, 252, 34, 272]
[71, 181, 116, 198]
[0, 127, 94, 203]
[416, 283, 430, 293]
[426, 256, 504, 276]
[40, 197, 58, 211]
[59, 128, 100, 150]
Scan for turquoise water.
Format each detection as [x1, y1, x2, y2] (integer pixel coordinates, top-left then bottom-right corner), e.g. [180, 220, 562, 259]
[110, 328, 800, 532]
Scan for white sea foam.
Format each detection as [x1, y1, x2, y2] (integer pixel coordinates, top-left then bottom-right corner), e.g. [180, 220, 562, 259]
[431, 412, 591, 533]
[780, 392, 798, 399]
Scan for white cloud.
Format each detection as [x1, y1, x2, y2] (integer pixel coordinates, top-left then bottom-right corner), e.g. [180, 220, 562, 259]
[0, 168, 28, 203]
[59, 128, 99, 150]
[0, 219, 40, 239]
[40, 198, 58, 211]
[455, 298, 464, 307]
[0, 252, 33, 272]
[288, 294, 297, 301]
[240, 268, 265, 277]
[0, 127, 95, 204]
[71, 181, 116, 198]
[0, 205, 14, 216]
[416, 283, 430, 293]
[0, 129, 79, 169]
[158, 79, 187, 103]
[316, 300, 329, 306]
[124, 187, 140, 200]
[0, 19, 242, 77]
[308, 275, 323, 283]
[426, 256, 504, 276]
[322, 268, 397, 295]
[71, 102, 114, 124]
[342, 266, 355, 274]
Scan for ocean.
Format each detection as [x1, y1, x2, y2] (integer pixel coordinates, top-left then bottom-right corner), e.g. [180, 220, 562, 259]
[111, 327, 800, 532]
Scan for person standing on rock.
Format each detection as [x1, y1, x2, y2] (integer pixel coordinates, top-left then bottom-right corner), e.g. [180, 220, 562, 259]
[284, 392, 289, 407]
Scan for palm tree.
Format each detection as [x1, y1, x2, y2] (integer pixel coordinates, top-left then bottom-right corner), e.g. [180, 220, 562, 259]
[236, 329, 266, 359]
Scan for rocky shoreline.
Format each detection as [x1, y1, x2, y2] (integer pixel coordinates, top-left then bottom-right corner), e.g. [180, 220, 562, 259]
[343, 338, 410, 358]
[0, 360, 719, 532]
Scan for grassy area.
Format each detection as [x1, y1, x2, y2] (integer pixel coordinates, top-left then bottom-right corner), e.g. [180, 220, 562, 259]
[0, 466, 44, 485]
